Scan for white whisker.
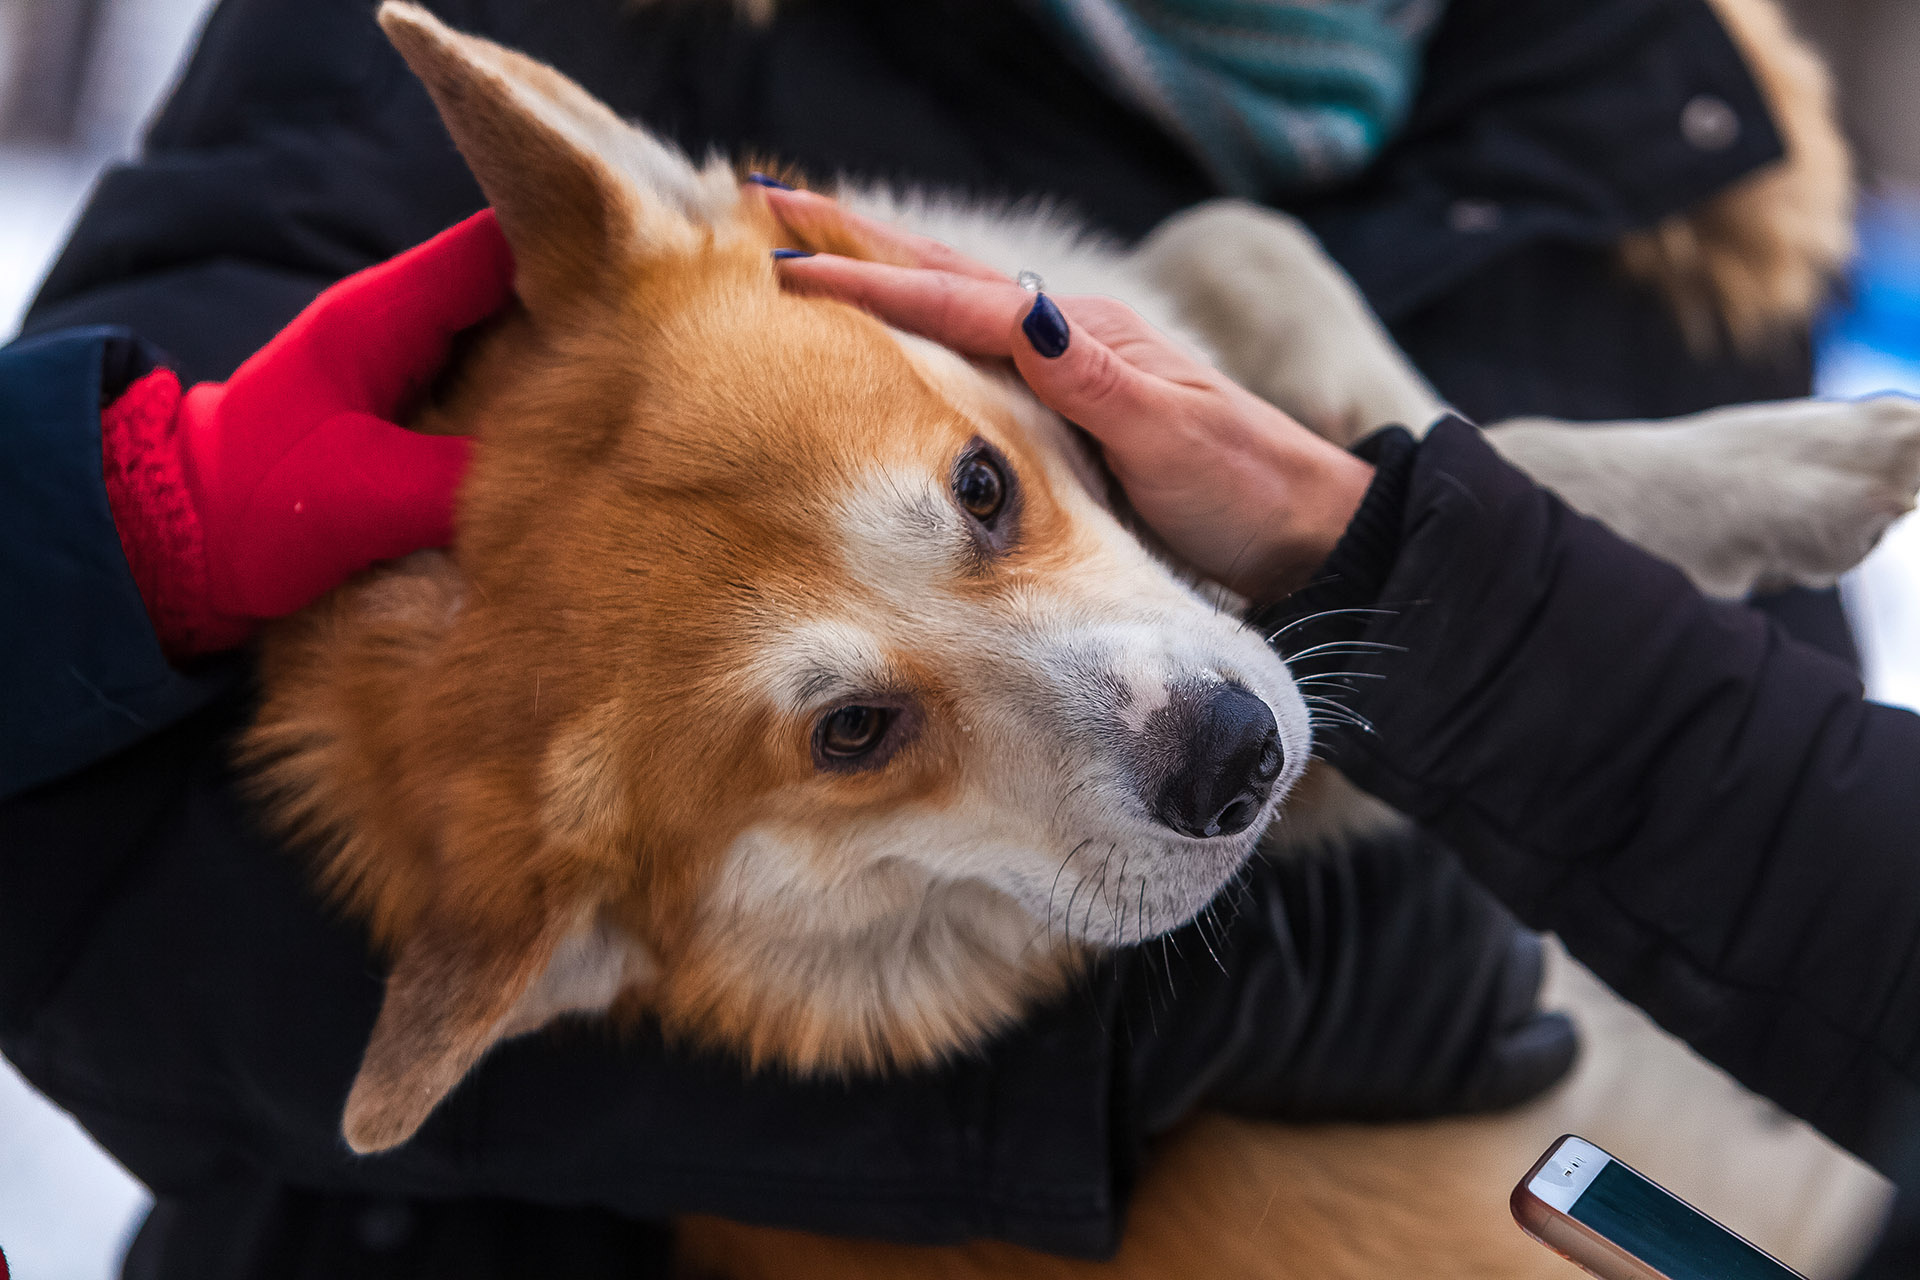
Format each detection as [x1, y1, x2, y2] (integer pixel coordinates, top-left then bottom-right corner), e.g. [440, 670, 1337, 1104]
[1263, 607, 1400, 645]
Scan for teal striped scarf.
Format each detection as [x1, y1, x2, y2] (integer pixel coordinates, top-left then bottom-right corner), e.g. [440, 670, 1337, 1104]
[1030, 0, 1447, 199]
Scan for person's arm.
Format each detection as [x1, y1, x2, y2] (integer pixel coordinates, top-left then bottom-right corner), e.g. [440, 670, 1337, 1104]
[0, 327, 229, 798]
[772, 215, 1920, 1171]
[1284, 418, 1920, 1173]
[1, 211, 508, 801]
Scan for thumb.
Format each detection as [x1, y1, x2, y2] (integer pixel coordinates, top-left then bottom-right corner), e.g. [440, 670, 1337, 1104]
[1008, 295, 1166, 448]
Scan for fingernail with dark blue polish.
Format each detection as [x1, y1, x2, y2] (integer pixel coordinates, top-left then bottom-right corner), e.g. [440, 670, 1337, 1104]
[748, 172, 795, 190]
[1022, 293, 1070, 358]
[771, 248, 814, 260]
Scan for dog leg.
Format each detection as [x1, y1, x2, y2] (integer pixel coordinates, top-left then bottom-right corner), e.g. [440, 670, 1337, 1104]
[1134, 199, 1449, 448]
[1487, 399, 1920, 599]
[1137, 200, 1920, 600]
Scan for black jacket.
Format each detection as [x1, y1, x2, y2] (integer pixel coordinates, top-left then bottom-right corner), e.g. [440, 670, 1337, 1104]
[1273, 421, 1920, 1273]
[4, 0, 1858, 1273]
[25, 0, 1849, 660]
[1291, 421, 1920, 1173]
[26, 0, 1796, 422]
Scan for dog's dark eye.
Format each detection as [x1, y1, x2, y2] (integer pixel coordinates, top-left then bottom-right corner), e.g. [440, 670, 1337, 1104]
[949, 439, 1020, 557]
[818, 705, 893, 759]
[954, 454, 1006, 523]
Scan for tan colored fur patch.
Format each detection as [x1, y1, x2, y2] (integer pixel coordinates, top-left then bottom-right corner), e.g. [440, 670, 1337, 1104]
[250, 232, 1098, 1075]
[249, 4, 1311, 1148]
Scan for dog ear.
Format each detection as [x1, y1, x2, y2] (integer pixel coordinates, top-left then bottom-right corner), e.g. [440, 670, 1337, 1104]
[341, 902, 642, 1153]
[377, 2, 737, 317]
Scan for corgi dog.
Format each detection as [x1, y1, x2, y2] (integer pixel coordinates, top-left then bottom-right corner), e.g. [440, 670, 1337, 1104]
[246, 5, 1916, 1275]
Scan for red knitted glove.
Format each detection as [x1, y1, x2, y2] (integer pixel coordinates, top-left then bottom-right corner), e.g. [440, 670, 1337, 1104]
[100, 209, 513, 657]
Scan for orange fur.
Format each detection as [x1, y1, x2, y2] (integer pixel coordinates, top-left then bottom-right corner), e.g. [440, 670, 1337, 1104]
[251, 5, 1215, 1145]
[249, 236, 1097, 1068]
[674, 954, 1889, 1280]
[676, 1117, 1573, 1280]
[240, 7, 1883, 1273]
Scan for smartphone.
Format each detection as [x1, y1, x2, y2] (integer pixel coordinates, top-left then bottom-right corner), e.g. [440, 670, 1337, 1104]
[1512, 1135, 1806, 1280]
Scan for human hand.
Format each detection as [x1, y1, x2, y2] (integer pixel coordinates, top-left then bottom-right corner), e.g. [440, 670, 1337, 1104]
[758, 185, 1373, 597]
[101, 210, 514, 656]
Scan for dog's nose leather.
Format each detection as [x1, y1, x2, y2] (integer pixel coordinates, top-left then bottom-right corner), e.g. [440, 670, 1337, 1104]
[1153, 682, 1282, 839]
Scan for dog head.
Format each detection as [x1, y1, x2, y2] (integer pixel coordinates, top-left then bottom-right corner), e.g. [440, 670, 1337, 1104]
[248, 2, 1312, 1153]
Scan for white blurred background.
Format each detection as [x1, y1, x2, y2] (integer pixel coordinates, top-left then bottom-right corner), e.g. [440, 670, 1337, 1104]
[4, 1, 1920, 1276]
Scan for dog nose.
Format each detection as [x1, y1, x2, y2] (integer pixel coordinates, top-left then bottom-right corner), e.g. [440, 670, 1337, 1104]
[1153, 682, 1283, 839]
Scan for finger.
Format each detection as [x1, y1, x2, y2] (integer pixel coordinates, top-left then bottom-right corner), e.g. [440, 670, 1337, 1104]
[308, 210, 516, 414]
[1008, 294, 1175, 439]
[757, 185, 1007, 281]
[319, 415, 472, 564]
[250, 412, 473, 615]
[779, 254, 1035, 356]
[783, 255, 1189, 454]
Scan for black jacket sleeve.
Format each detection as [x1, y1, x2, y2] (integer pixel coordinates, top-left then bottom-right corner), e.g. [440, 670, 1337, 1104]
[1269, 418, 1920, 1174]
[0, 328, 240, 799]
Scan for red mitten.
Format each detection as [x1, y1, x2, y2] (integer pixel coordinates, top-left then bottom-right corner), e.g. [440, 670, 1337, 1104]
[101, 210, 513, 657]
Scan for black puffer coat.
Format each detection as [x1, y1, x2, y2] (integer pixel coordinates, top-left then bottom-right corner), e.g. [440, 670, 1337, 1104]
[1271, 421, 1920, 1275]
[26, 0, 1854, 660]
[28, 0, 1798, 420]
[5, 0, 1857, 1274]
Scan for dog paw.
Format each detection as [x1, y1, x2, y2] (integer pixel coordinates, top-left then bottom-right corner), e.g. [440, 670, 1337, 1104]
[1134, 200, 1447, 446]
[1488, 397, 1920, 598]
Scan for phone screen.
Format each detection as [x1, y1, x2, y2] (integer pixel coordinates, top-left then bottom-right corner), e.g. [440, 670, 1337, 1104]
[1546, 1141, 1800, 1280]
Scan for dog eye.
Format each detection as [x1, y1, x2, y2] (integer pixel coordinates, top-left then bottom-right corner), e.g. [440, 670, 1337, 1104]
[817, 705, 894, 760]
[954, 453, 1006, 524]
